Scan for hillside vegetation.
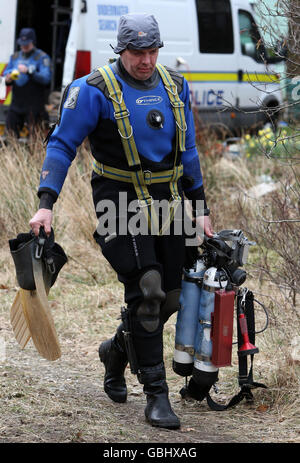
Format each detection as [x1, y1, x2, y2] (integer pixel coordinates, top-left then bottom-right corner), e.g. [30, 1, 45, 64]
[0, 128, 299, 443]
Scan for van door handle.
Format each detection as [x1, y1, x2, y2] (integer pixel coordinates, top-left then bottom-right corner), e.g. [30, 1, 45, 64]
[237, 70, 243, 82]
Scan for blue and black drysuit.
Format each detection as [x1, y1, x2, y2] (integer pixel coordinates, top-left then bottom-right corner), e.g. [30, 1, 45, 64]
[4, 47, 51, 136]
[38, 58, 209, 370]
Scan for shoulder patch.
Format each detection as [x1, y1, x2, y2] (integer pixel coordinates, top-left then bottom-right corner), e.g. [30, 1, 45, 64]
[64, 86, 80, 109]
[43, 57, 51, 67]
[58, 82, 72, 122]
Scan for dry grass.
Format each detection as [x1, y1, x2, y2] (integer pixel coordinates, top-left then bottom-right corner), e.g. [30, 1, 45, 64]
[0, 132, 299, 443]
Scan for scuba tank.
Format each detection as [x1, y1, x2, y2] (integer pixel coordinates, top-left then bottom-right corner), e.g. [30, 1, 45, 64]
[174, 230, 267, 409]
[189, 266, 228, 401]
[173, 259, 206, 377]
[173, 260, 228, 401]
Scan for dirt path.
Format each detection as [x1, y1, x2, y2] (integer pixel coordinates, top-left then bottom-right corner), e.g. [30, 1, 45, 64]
[0, 251, 299, 446]
[1, 317, 298, 445]
[1, 335, 236, 444]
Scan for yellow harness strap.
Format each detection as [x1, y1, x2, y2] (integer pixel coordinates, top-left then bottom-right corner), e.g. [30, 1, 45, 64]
[93, 161, 183, 185]
[96, 63, 186, 234]
[156, 63, 186, 153]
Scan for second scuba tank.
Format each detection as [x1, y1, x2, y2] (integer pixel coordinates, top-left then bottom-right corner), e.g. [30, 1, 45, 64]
[173, 259, 206, 377]
[184, 266, 228, 401]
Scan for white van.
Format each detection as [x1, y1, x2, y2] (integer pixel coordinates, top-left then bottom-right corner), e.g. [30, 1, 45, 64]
[0, 0, 284, 133]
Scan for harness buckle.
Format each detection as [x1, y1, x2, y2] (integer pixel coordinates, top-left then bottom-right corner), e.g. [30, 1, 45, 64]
[175, 120, 188, 132]
[164, 84, 178, 96]
[114, 108, 130, 120]
[143, 170, 152, 185]
[170, 100, 185, 109]
[118, 126, 133, 139]
[109, 91, 123, 105]
[94, 162, 104, 176]
[138, 196, 154, 208]
[170, 194, 181, 203]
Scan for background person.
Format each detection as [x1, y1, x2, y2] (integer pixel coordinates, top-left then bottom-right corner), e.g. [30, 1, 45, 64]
[4, 28, 51, 138]
[28, 13, 213, 430]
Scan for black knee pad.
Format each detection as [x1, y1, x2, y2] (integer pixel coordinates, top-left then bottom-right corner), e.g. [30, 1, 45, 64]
[136, 269, 166, 332]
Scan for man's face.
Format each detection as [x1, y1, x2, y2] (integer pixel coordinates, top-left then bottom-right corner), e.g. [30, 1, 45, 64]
[121, 48, 159, 80]
[21, 42, 34, 53]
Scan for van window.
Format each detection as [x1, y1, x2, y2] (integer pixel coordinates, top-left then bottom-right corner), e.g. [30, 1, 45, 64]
[238, 10, 265, 62]
[196, 0, 234, 54]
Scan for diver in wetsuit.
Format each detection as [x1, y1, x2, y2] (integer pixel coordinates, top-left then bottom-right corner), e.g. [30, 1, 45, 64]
[29, 13, 213, 430]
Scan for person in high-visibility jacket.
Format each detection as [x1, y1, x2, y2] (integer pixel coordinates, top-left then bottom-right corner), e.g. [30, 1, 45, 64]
[4, 28, 51, 138]
[29, 14, 213, 430]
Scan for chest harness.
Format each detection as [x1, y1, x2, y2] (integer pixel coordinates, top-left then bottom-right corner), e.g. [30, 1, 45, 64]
[92, 63, 187, 235]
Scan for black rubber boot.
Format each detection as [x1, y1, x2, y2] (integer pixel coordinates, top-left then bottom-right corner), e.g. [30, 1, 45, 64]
[98, 324, 128, 403]
[138, 363, 180, 429]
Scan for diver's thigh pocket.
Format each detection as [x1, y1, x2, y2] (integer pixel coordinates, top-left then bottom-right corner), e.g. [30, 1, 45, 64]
[94, 232, 137, 275]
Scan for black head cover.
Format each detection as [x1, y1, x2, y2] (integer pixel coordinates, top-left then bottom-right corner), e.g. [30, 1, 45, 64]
[9, 227, 68, 290]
